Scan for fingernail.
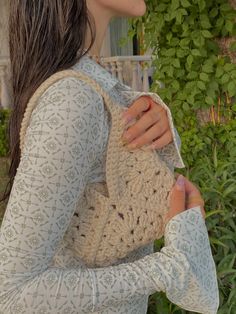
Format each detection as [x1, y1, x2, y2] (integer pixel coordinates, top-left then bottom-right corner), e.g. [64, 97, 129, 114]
[122, 114, 133, 125]
[127, 141, 138, 149]
[176, 175, 185, 191]
[122, 131, 132, 141]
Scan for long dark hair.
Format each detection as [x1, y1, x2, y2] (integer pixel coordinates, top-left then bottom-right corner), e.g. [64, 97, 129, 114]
[0, 0, 95, 203]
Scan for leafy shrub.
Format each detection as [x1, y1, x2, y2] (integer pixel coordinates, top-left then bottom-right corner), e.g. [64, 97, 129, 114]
[190, 147, 236, 313]
[132, 0, 236, 117]
[0, 109, 10, 157]
[130, 0, 236, 313]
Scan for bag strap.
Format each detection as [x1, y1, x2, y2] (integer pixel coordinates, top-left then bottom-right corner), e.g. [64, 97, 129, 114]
[20, 69, 126, 200]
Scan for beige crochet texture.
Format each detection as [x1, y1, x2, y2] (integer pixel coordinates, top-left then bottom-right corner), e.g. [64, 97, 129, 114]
[20, 70, 175, 267]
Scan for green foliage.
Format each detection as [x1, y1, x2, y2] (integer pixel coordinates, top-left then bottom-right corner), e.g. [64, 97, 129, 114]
[0, 109, 10, 157]
[132, 0, 236, 115]
[176, 113, 236, 168]
[189, 149, 236, 314]
[130, 0, 236, 313]
[149, 128, 236, 314]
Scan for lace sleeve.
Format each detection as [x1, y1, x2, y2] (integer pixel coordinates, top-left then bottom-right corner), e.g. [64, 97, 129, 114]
[0, 78, 218, 314]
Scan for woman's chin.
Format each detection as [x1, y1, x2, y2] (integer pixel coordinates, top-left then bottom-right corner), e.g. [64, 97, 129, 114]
[130, 1, 147, 17]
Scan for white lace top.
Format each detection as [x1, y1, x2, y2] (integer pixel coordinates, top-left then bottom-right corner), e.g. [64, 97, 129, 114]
[0, 55, 219, 314]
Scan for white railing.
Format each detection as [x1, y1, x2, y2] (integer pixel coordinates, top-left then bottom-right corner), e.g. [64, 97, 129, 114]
[101, 55, 152, 92]
[0, 58, 11, 109]
[0, 55, 153, 108]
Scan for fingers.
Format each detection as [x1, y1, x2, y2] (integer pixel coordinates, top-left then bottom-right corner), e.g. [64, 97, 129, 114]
[126, 120, 171, 150]
[149, 130, 173, 149]
[123, 109, 161, 143]
[174, 174, 206, 219]
[164, 175, 186, 224]
[183, 176, 201, 196]
[121, 101, 169, 148]
[140, 96, 153, 112]
[122, 96, 154, 123]
[183, 177, 205, 209]
[170, 175, 186, 212]
[175, 174, 201, 198]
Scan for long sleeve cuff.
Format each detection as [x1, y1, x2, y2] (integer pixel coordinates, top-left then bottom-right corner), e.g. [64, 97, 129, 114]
[135, 206, 219, 314]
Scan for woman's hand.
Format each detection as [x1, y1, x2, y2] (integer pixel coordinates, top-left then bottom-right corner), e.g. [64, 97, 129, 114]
[121, 96, 172, 150]
[164, 174, 206, 225]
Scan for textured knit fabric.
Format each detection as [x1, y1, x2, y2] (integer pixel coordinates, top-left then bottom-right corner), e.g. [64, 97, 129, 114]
[19, 69, 179, 268]
[0, 55, 219, 314]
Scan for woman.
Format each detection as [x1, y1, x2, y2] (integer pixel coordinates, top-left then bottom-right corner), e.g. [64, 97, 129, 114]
[0, 1, 219, 313]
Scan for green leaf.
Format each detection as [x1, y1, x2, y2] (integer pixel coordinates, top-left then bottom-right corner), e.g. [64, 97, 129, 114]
[200, 15, 211, 29]
[205, 209, 225, 219]
[165, 48, 176, 57]
[230, 41, 236, 52]
[218, 269, 236, 276]
[202, 30, 213, 38]
[228, 288, 236, 305]
[176, 8, 186, 24]
[187, 55, 194, 67]
[210, 8, 218, 18]
[227, 81, 236, 97]
[215, 67, 224, 78]
[183, 102, 190, 111]
[157, 3, 167, 12]
[198, 0, 206, 12]
[176, 110, 184, 119]
[171, 0, 180, 11]
[173, 58, 181, 68]
[187, 71, 198, 79]
[191, 49, 201, 56]
[181, 0, 191, 8]
[200, 73, 209, 82]
[179, 38, 190, 48]
[224, 63, 236, 72]
[197, 81, 206, 90]
[216, 17, 225, 29]
[205, 96, 214, 105]
[225, 20, 234, 33]
[220, 3, 232, 12]
[221, 73, 230, 84]
[202, 64, 214, 73]
[166, 32, 173, 42]
[187, 94, 195, 105]
[223, 183, 236, 197]
[210, 237, 228, 248]
[172, 80, 180, 90]
[182, 22, 190, 36]
[177, 48, 188, 58]
[169, 38, 180, 47]
[193, 36, 205, 47]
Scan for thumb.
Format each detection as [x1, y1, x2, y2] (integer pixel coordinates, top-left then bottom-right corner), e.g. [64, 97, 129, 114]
[170, 175, 186, 212]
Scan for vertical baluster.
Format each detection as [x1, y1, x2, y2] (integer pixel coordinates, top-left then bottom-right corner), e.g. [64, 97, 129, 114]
[131, 61, 139, 91]
[116, 61, 123, 83]
[142, 62, 149, 92]
[110, 61, 117, 78]
[0, 64, 11, 109]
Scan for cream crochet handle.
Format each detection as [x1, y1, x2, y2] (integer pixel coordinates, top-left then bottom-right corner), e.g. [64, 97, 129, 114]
[20, 69, 125, 201]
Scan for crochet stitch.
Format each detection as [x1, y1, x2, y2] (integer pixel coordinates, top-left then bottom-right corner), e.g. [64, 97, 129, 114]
[20, 70, 175, 267]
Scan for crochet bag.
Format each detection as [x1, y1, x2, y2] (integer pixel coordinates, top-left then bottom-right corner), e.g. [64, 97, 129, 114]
[20, 70, 175, 267]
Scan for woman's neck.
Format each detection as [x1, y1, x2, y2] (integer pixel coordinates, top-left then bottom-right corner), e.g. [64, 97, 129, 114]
[85, 1, 113, 57]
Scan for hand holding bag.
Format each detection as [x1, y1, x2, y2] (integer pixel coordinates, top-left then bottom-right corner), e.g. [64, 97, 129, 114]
[20, 70, 176, 267]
